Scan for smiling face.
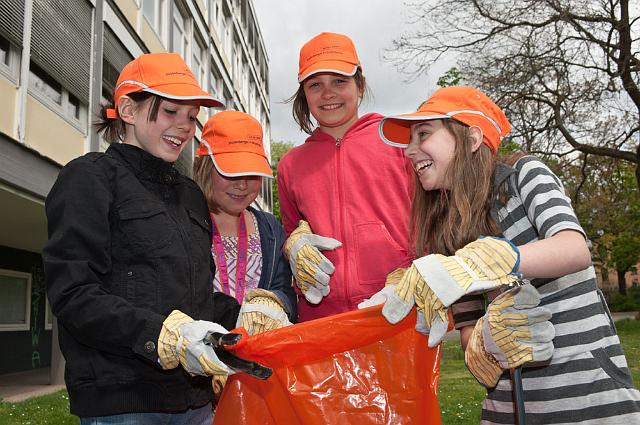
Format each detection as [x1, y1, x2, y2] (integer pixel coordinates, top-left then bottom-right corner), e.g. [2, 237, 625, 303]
[124, 97, 199, 163]
[405, 120, 457, 191]
[302, 72, 361, 139]
[209, 167, 262, 216]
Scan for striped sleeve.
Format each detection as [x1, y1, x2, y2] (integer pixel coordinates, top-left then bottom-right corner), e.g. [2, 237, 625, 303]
[451, 294, 485, 329]
[514, 156, 585, 239]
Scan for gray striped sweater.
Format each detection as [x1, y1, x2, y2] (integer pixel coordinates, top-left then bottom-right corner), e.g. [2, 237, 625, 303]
[451, 156, 640, 424]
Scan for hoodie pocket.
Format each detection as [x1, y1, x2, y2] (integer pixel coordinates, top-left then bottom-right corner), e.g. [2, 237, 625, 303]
[354, 221, 409, 287]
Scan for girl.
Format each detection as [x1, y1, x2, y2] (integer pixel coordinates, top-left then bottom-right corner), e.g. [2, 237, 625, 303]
[278, 32, 414, 321]
[374, 85, 640, 423]
[43, 53, 236, 425]
[192, 110, 296, 333]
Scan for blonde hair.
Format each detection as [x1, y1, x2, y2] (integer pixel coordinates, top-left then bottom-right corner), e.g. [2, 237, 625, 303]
[410, 119, 500, 256]
[192, 155, 216, 210]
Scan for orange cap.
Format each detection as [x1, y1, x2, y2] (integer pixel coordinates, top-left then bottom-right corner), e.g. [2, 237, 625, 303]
[298, 32, 361, 82]
[379, 86, 511, 154]
[106, 53, 222, 119]
[195, 110, 273, 178]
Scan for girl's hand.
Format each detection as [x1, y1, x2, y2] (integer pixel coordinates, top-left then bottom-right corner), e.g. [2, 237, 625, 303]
[283, 220, 342, 304]
[465, 283, 555, 387]
[236, 289, 292, 336]
[381, 236, 522, 347]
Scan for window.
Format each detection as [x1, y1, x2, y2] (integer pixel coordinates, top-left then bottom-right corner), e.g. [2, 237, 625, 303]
[102, 25, 134, 100]
[30, 62, 62, 105]
[210, 0, 220, 30]
[0, 32, 19, 82]
[29, 61, 88, 131]
[0, 269, 32, 332]
[233, 43, 241, 83]
[143, 0, 167, 41]
[209, 65, 223, 100]
[223, 13, 233, 59]
[0, 35, 9, 66]
[224, 88, 234, 110]
[192, 37, 205, 86]
[172, 4, 189, 60]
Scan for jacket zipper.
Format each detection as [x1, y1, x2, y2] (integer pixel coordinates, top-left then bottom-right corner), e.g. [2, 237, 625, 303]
[267, 237, 276, 289]
[335, 136, 350, 307]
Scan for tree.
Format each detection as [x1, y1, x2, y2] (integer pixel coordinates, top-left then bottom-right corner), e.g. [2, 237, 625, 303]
[389, 0, 640, 188]
[562, 156, 640, 294]
[270, 141, 294, 220]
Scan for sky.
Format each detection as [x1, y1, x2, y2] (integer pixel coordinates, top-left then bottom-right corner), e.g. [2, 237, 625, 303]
[252, 1, 452, 145]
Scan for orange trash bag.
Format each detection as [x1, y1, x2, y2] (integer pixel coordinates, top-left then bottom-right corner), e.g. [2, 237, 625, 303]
[213, 305, 442, 425]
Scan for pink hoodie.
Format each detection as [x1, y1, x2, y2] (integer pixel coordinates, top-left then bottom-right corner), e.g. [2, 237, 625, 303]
[277, 113, 413, 321]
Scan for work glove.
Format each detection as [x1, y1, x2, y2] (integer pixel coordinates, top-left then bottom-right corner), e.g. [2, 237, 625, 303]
[158, 310, 231, 376]
[381, 236, 521, 347]
[210, 289, 293, 398]
[284, 220, 342, 304]
[236, 288, 292, 336]
[465, 283, 555, 387]
[357, 267, 407, 309]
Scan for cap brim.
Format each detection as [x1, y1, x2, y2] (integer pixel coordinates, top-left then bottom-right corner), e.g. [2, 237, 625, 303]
[143, 83, 224, 108]
[211, 152, 273, 178]
[298, 62, 359, 82]
[379, 111, 452, 147]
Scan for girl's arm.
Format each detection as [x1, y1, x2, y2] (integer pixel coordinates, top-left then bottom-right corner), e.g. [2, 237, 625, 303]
[517, 229, 592, 279]
[460, 325, 473, 351]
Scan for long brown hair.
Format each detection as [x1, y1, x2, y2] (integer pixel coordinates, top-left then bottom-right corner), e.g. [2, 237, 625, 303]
[94, 92, 162, 144]
[410, 119, 500, 256]
[285, 70, 369, 134]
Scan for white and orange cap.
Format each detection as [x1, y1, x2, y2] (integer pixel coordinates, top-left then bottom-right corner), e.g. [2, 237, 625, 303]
[297, 32, 362, 82]
[106, 53, 222, 119]
[379, 86, 512, 154]
[195, 110, 273, 178]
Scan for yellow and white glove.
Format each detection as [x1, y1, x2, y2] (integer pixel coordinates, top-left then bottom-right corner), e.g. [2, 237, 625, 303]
[357, 267, 407, 309]
[284, 220, 342, 304]
[236, 288, 292, 336]
[465, 283, 555, 387]
[382, 236, 521, 347]
[158, 310, 232, 376]
[211, 290, 292, 398]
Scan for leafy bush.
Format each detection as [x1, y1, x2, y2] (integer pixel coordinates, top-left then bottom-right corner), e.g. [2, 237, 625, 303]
[604, 287, 640, 312]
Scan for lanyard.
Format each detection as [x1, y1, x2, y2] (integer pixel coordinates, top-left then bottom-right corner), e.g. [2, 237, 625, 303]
[210, 211, 248, 303]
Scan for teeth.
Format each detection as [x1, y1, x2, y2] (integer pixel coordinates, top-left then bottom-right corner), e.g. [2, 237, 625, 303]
[321, 104, 341, 110]
[164, 136, 183, 145]
[415, 160, 433, 174]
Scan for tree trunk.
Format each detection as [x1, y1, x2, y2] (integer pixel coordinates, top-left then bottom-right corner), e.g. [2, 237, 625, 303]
[617, 269, 627, 295]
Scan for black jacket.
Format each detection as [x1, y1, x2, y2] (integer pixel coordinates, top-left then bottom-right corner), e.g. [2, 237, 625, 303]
[43, 144, 228, 416]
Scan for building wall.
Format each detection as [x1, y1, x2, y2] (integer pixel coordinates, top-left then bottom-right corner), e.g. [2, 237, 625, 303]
[24, 97, 85, 166]
[0, 246, 52, 375]
[0, 0, 271, 376]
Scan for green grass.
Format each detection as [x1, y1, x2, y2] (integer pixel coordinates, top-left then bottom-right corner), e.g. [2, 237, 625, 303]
[0, 391, 77, 425]
[616, 319, 640, 385]
[438, 340, 485, 425]
[2, 320, 638, 425]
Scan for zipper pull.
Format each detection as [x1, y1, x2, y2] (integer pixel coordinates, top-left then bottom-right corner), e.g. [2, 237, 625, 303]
[336, 137, 342, 147]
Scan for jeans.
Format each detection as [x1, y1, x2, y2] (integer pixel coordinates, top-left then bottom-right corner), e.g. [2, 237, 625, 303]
[80, 403, 212, 425]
